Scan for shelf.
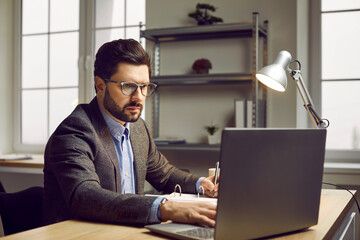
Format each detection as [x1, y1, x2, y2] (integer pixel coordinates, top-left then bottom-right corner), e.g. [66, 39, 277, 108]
[151, 73, 253, 86]
[146, 12, 268, 137]
[141, 22, 268, 42]
[156, 143, 220, 151]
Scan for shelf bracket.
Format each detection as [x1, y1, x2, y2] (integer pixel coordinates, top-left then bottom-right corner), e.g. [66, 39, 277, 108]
[252, 12, 259, 127]
[153, 42, 160, 138]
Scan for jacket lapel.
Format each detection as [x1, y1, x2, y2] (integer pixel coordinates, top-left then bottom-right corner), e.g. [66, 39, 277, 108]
[88, 98, 122, 193]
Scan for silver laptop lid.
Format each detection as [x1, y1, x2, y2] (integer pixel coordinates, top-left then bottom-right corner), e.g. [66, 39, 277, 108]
[215, 128, 326, 240]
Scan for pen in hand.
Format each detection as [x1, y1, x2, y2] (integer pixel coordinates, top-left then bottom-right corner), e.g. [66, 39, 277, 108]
[212, 161, 219, 197]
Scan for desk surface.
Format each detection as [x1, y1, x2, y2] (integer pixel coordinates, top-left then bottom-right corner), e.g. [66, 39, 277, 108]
[1, 189, 356, 240]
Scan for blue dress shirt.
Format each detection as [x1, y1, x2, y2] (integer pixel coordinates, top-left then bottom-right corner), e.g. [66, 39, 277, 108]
[101, 109, 135, 194]
[100, 107, 204, 223]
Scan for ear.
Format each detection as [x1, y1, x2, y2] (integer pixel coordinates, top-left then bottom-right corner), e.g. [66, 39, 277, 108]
[94, 76, 106, 95]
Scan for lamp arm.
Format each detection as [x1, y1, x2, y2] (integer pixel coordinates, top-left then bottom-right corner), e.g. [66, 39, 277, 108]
[287, 68, 329, 128]
[289, 69, 315, 108]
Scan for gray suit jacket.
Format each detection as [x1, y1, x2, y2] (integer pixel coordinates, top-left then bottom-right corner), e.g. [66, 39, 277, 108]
[43, 98, 200, 225]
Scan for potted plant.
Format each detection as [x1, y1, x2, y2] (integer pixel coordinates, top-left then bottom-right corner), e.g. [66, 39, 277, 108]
[205, 123, 219, 144]
[188, 3, 223, 25]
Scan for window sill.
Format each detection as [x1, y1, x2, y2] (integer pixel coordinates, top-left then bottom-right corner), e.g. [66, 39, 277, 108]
[324, 162, 360, 174]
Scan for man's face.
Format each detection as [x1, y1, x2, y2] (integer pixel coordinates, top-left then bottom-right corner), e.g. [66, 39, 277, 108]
[97, 63, 149, 125]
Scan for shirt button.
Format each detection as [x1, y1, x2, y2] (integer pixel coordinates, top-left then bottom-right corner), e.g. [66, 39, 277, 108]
[125, 171, 129, 176]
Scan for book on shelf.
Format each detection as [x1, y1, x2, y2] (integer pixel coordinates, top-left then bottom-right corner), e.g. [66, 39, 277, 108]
[235, 98, 265, 128]
[235, 99, 246, 128]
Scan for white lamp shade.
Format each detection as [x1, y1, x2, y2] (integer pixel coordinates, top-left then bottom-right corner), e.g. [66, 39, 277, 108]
[256, 51, 292, 92]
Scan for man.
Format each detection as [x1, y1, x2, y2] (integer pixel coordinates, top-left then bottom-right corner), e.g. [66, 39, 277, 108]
[43, 39, 218, 227]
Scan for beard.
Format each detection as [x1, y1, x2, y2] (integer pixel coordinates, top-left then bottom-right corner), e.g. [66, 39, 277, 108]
[103, 87, 143, 123]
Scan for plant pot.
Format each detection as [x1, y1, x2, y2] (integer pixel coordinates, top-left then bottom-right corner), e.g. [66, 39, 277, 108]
[207, 135, 217, 145]
[195, 69, 209, 74]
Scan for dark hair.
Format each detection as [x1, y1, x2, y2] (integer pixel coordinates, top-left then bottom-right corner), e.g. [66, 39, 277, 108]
[94, 39, 151, 80]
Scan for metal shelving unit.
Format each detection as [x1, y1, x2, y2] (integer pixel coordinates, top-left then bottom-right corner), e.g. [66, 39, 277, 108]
[150, 73, 253, 86]
[141, 12, 268, 150]
[141, 22, 267, 42]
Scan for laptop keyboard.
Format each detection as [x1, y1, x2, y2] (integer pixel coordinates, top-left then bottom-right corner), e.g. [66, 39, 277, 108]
[177, 227, 214, 239]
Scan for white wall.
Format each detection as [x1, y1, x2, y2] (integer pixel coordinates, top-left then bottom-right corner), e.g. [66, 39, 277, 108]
[0, 0, 14, 154]
[145, 0, 300, 145]
[296, 0, 311, 128]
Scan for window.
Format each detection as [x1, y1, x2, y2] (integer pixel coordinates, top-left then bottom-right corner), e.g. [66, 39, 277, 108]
[21, 0, 79, 145]
[15, 0, 146, 151]
[94, 0, 146, 52]
[320, 1, 360, 151]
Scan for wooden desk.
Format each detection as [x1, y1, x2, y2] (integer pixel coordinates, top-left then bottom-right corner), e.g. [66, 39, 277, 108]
[1, 189, 356, 240]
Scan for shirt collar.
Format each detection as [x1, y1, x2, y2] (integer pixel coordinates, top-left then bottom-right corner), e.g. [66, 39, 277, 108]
[99, 105, 130, 140]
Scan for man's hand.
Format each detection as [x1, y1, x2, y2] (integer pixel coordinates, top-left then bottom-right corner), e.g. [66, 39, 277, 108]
[201, 174, 220, 198]
[160, 201, 216, 227]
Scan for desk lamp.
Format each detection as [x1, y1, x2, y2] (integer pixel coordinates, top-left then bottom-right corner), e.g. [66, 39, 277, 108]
[256, 51, 329, 128]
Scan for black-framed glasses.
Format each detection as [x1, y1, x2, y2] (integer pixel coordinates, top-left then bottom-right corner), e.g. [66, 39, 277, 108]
[103, 79, 157, 97]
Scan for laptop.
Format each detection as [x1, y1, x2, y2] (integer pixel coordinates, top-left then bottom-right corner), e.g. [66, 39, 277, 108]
[146, 128, 327, 240]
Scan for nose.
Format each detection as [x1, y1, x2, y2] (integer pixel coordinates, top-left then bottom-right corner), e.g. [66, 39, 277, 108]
[131, 86, 145, 101]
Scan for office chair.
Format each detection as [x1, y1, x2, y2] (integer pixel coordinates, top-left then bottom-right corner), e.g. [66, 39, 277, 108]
[0, 186, 43, 236]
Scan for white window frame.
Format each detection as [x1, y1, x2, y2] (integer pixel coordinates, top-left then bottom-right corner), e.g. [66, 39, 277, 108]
[13, 0, 145, 153]
[310, 0, 360, 163]
[13, 0, 91, 153]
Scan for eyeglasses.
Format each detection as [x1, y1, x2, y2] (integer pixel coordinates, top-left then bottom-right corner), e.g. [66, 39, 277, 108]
[103, 79, 157, 97]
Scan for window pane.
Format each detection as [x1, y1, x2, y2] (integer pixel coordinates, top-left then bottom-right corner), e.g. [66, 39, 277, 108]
[322, 11, 360, 80]
[49, 32, 79, 87]
[126, 0, 146, 25]
[126, 26, 140, 41]
[322, 81, 360, 149]
[96, 0, 125, 28]
[50, 0, 79, 32]
[22, 90, 48, 144]
[22, 35, 48, 88]
[322, 0, 360, 11]
[95, 28, 125, 53]
[49, 88, 78, 135]
[22, 0, 48, 35]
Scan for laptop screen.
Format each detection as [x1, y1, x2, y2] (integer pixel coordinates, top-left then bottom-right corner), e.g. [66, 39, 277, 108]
[215, 128, 326, 239]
